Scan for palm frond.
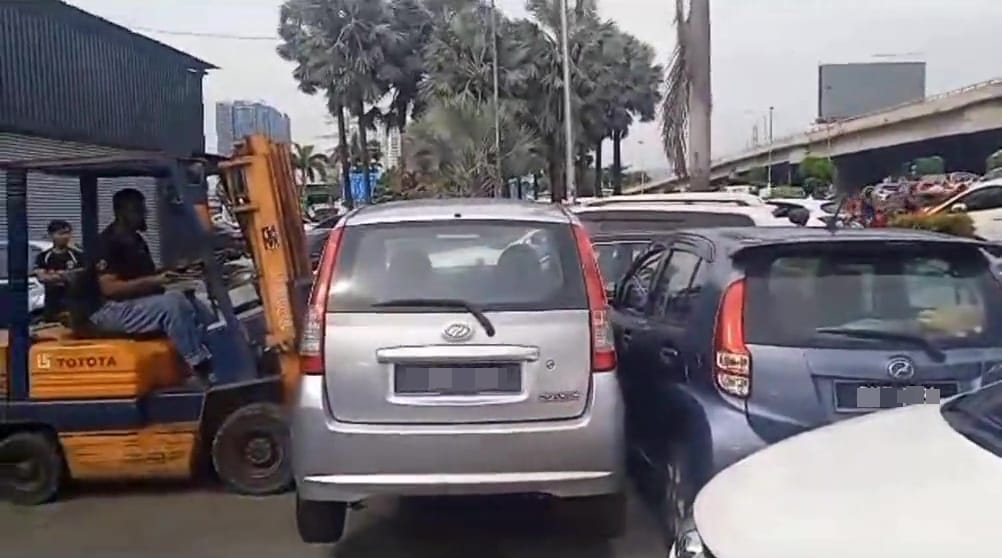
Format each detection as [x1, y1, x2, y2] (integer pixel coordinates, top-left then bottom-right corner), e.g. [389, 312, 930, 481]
[660, 0, 691, 179]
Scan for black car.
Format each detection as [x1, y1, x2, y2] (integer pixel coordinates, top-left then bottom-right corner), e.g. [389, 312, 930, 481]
[306, 214, 341, 269]
[610, 227, 1002, 547]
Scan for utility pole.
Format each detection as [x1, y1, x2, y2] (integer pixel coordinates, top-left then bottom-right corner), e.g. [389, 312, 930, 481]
[490, 0, 503, 197]
[559, 0, 575, 202]
[766, 105, 774, 188]
[684, 0, 712, 191]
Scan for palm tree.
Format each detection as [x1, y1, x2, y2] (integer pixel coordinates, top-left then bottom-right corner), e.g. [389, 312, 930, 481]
[419, 1, 537, 193]
[291, 143, 329, 186]
[383, 0, 433, 132]
[277, 0, 354, 207]
[516, 0, 607, 201]
[661, 0, 712, 191]
[405, 97, 543, 196]
[277, 0, 401, 204]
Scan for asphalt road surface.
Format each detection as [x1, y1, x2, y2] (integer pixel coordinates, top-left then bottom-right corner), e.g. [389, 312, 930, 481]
[0, 487, 663, 558]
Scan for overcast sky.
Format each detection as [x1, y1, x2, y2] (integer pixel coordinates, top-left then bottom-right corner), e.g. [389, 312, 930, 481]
[68, 0, 1002, 171]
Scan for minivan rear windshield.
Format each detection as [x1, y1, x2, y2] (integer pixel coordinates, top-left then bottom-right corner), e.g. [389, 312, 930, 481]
[327, 220, 588, 312]
[742, 244, 1002, 350]
[579, 210, 754, 234]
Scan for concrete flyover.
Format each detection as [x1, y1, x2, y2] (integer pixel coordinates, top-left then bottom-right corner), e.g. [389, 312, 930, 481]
[629, 78, 1002, 193]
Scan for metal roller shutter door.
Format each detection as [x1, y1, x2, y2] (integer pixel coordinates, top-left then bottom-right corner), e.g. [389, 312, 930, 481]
[0, 132, 162, 264]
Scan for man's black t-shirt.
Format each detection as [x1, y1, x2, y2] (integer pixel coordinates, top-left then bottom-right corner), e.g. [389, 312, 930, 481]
[92, 224, 162, 302]
[34, 247, 83, 319]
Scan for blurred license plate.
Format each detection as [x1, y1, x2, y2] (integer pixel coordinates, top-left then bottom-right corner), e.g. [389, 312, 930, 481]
[394, 364, 521, 395]
[835, 382, 958, 411]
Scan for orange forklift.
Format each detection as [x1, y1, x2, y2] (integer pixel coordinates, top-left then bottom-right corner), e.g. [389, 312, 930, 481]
[0, 135, 313, 504]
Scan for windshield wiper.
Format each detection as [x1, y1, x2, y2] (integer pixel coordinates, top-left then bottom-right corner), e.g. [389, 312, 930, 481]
[814, 327, 946, 362]
[372, 298, 496, 337]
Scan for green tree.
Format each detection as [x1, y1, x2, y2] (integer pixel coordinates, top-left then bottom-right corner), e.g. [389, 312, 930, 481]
[603, 33, 661, 194]
[291, 143, 329, 186]
[913, 156, 946, 175]
[405, 97, 543, 196]
[382, 0, 434, 132]
[277, 0, 401, 207]
[517, 0, 610, 201]
[798, 156, 836, 184]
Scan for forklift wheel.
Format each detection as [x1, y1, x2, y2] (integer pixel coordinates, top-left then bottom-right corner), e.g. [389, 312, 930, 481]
[0, 431, 64, 505]
[211, 403, 293, 496]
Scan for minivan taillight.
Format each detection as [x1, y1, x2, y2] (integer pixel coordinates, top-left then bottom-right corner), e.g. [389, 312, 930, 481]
[714, 279, 750, 398]
[572, 224, 617, 373]
[300, 225, 344, 375]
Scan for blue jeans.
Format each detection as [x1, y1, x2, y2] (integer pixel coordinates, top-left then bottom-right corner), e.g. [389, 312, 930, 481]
[90, 291, 214, 367]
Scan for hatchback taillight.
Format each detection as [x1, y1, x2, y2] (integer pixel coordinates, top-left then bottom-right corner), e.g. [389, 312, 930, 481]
[300, 225, 344, 375]
[572, 223, 617, 373]
[714, 279, 750, 397]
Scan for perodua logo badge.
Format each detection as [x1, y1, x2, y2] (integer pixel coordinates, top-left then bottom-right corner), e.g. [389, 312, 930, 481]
[442, 322, 475, 342]
[887, 357, 916, 380]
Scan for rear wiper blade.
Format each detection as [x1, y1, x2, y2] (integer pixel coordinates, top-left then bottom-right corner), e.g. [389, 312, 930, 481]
[372, 298, 496, 337]
[814, 327, 946, 362]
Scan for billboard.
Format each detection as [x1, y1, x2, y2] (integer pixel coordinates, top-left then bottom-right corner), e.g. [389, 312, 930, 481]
[818, 62, 926, 122]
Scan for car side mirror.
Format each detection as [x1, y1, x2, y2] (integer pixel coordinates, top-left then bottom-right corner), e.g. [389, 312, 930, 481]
[787, 207, 810, 226]
[951, 203, 968, 213]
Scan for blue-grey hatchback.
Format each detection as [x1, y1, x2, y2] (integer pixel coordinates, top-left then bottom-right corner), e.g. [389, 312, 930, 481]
[612, 227, 1002, 548]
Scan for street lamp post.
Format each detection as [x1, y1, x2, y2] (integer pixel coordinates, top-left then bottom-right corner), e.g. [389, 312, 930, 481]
[766, 106, 775, 188]
[559, 0, 575, 202]
[490, 0, 503, 197]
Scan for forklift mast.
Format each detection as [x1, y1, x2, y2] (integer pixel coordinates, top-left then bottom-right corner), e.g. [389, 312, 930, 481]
[217, 135, 313, 395]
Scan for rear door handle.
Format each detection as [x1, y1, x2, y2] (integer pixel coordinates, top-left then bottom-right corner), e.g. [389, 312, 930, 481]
[622, 329, 633, 343]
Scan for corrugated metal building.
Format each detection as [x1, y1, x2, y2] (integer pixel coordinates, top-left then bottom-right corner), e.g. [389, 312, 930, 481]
[0, 0, 215, 264]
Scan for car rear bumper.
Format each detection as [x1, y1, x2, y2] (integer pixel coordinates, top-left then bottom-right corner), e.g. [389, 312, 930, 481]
[291, 373, 625, 503]
[699, 394, 769, 480]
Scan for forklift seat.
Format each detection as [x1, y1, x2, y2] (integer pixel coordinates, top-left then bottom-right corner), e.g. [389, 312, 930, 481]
[73, 324, 167, 342]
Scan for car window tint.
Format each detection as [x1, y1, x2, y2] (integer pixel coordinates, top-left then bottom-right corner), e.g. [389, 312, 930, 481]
[743, 245, 1002, 349]
[652, 250, 701, 319]
[594, 241, 651, 288]
[620, 250, 665, 312]
[327, 220, 587, 312]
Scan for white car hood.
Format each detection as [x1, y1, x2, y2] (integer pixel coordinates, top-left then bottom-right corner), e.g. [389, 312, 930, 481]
[695, 404, 1002, 558]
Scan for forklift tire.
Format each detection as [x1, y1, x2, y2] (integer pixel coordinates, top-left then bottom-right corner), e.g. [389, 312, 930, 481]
[211, 402, 293, 496]
[296, 496, 348, 544]
[0, 431, 64, 506]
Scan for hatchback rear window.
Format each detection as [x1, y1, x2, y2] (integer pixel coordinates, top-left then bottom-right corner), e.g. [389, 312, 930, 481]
[327, 220, 587, 311]
[742, 244, 1002, 349]
[579, 210, 754, 234]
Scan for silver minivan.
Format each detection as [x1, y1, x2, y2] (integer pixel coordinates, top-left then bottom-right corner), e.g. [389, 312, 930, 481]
[293, 199, 625, 543]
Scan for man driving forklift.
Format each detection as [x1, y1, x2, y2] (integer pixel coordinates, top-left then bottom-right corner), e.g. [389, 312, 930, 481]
[2, 136, 312, 505]
[86, 188, 214, 387]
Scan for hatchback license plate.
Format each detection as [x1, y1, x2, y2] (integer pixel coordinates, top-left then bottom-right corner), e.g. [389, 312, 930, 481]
[394, 364, 521, 395]
[835, 382, 959, 411]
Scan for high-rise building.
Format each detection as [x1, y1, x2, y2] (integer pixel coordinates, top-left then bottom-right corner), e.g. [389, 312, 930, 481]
[215, 100, 292, 155]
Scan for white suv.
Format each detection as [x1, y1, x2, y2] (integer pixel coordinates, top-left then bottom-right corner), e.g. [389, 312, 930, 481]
[293, 199, 625, 543]
[572, 202, 802, 235]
